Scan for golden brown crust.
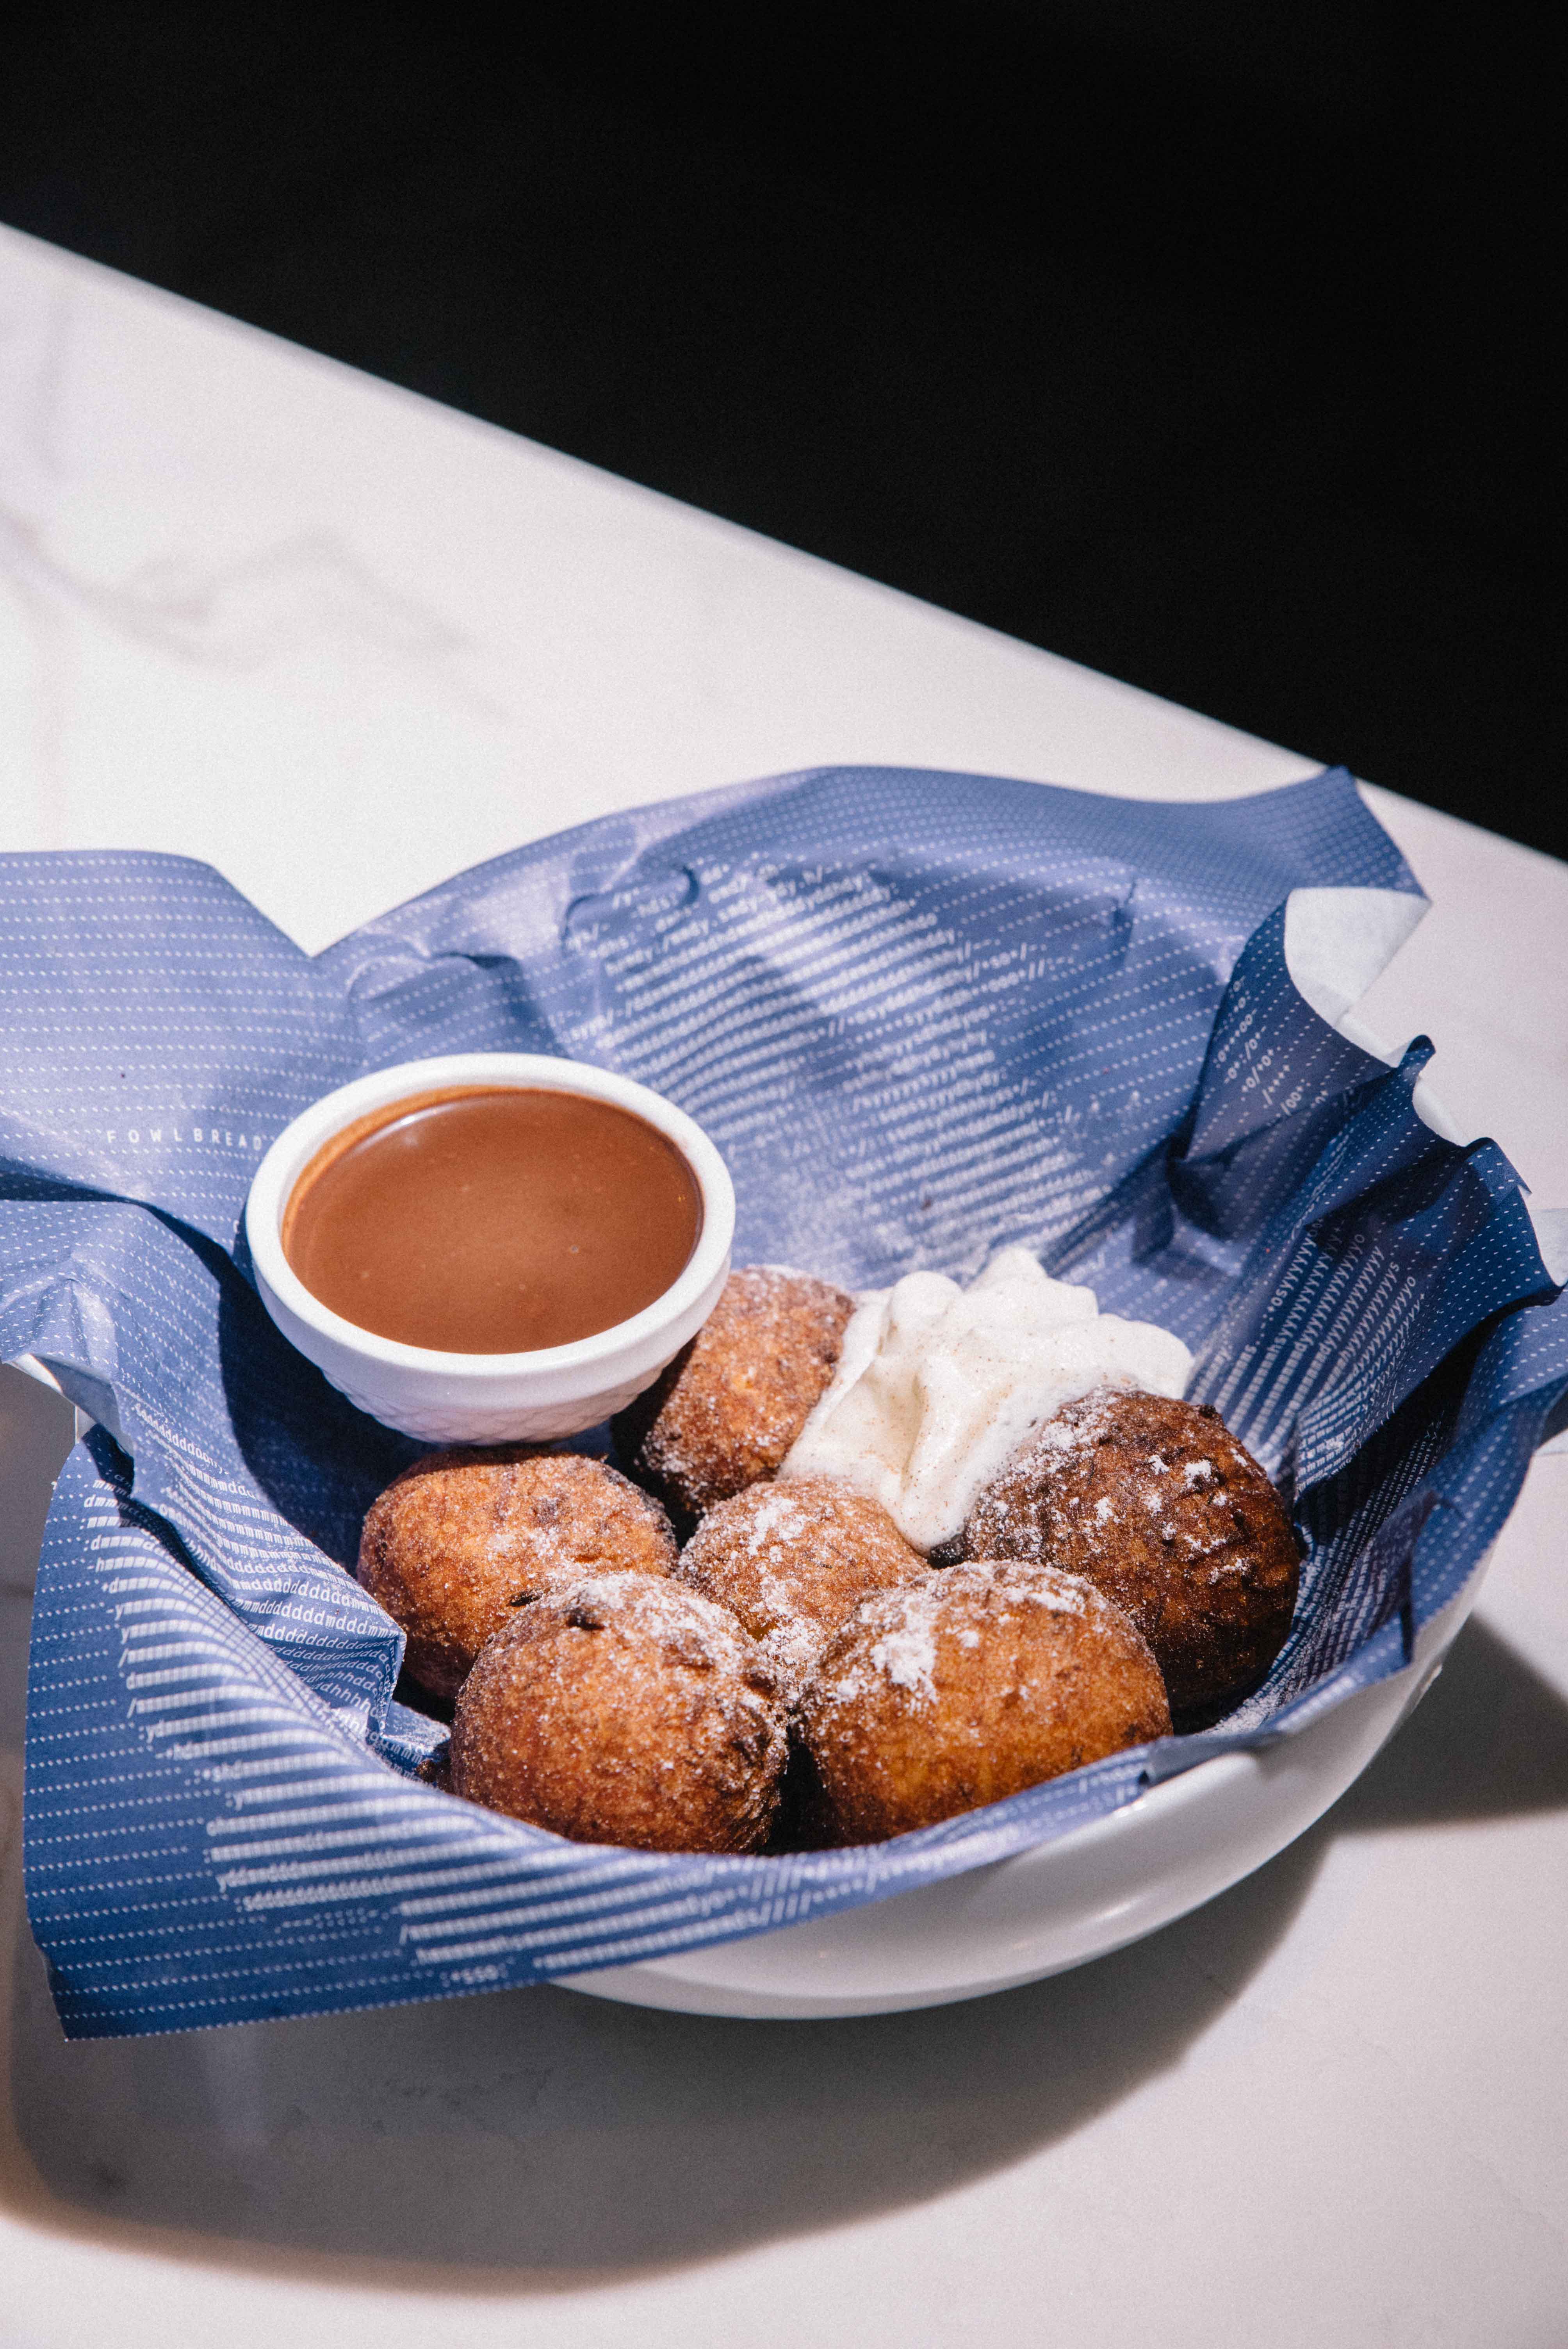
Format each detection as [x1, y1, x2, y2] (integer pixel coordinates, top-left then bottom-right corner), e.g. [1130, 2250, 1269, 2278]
[358, 1446, 678, 1701]
[676, 1477, 927, 1700]
[449, 1572, 788, 1852]
[800, 1561, 1171, 1843]
[614, 1266, 854, 1522]
[960, 1388, 1301, 1719]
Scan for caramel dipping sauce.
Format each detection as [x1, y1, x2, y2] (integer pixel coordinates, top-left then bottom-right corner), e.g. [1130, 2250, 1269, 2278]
[280, 1086, 703, 1354]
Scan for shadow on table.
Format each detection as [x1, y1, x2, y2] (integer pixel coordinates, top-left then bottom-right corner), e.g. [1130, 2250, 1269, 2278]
[1331, 1617, 1568, 1830]
[4, 1834, 1324, 2288]
[4, 1363, 1567, 2292]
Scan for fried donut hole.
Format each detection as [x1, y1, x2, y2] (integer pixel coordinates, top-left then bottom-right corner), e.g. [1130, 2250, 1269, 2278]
[962, 1388, 1301, 1722]
[450, 1573, 789, 1852]
[614, 1265, 854, 1523]
[358, 1447, 677, 1701]
[801, 1561, 1171, 1844]
[677, 1476, 928, 1700]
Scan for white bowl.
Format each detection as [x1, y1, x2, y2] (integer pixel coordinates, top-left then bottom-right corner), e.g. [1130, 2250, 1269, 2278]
[17, 1029, 1497, 2023]
[559, 1572, 1479, 2018]
[551, 1020, 1486, 2019]
[244, 1053, 735, 1444]
[4, 1349, 1488, 2022]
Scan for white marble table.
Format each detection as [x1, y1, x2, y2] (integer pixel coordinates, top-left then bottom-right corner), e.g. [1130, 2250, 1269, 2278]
[2, 222, 1564, 2348]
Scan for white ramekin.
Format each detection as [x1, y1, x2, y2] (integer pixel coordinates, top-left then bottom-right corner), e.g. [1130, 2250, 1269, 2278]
[244, 1053, 734, 1444]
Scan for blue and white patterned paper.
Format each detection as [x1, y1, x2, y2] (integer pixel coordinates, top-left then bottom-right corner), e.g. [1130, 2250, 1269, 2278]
[4, 766, 1564, 2038]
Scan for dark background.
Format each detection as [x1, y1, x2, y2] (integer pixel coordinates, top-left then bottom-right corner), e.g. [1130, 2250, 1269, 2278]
[3, 5, 1560, 856]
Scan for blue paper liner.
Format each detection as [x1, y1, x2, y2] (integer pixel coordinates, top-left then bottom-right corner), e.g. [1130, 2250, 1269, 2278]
[4, 765, 1563, 2037]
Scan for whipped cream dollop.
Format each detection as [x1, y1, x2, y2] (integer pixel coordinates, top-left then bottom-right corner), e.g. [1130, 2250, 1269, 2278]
[779, 1247, 1193, 1554]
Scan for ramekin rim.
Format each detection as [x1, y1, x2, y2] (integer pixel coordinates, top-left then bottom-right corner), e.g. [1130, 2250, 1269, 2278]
[244, 1052, 735, 1378]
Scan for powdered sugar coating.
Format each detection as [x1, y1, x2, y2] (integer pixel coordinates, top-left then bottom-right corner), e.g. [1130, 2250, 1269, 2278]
[799, 1559, 1170, 1843]
[676, 1474, 927, 1700]
[961, 1387, 1301, 1720]
[450, 1571, 788, 1853]
[820, 1559, 1112, 1707]
[868, 1618, 937, 1704]
[615, 1265, 854, 1522]
[359, 1445, 678, 1700]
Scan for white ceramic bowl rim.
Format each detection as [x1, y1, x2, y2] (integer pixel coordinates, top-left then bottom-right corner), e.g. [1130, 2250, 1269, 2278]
[244, 1053, 736, 1381]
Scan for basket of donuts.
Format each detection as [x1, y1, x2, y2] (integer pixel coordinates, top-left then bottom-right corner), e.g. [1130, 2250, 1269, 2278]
[5, 762, 1564, 2035]
[365, 1257, 1301, 1860]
